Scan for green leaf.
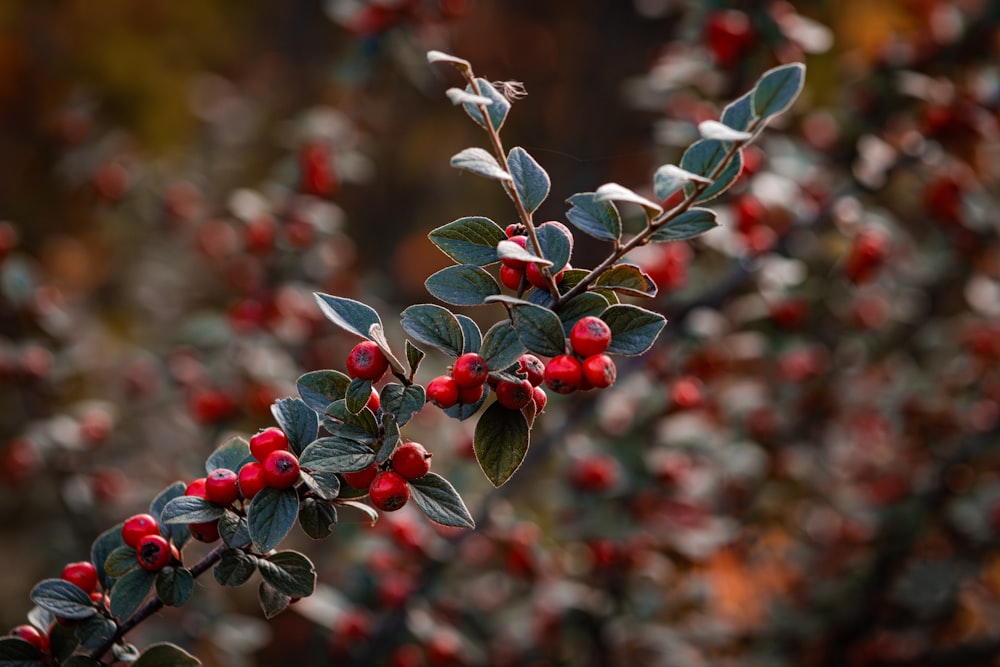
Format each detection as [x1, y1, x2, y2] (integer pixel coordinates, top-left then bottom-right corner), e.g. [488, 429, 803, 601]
[507, 147, 550, 213]
[104, 546, 139, 578]
[74, 615, 117, 650]
[446, 87, 492, 106]
[456, 314, 482, 354]
[450, 147, 511, 181]
[594, 182, 663, 217]
[313, 293, 383, 340]
[271, 397, 318, 455]
[248, 487, 300, 554]
[377, 413, 401, 465]
[601, 304, 667, 356]
[400, 304, 465, 357]
[300, 470, 341, 501]
[258, 582, 290, 620]
[205, 437, 253, 476]
[442, 388, 489, 421]
[337, 499, 380, 525]
[409, 473, 475, 528]
[593, 263, 658, 297]
[653, 164, 711, 202]
[721, 91, 753, 131]
[132, 642, 201, 667]
[474, 402, 530, 487]
[497, 239, 550, 266]
[752, 62, 805, 121]
[554, 292, 610, 335]
[297, 370, 350, 413]
[218, 510, 251, 548]
[511, 303, 566, 358]
[91, 523, 125, 591]
[0, 637, 45, 664]
[160, 496, 225, 525]
[427, 216, 507, 266]
[155, 567, 193, 607]
[109, 568, 155, 621]
[565, 192, 621, 241]
[534, 221, 573, 273]
[425, 264, 501, 307]
[324, 401, 379, 443]
[299, 498, 338, 539]
[345, 378, 373, 415]
[649, 207, 719, 242]
[111, 643, 140, 664]
[426, 49, 471, 70]
[150, 481, 190, 548]
[48, 622, 79, 662]
[214, 549, 257, 587]
[405, 340, 425, 378]
[29, 580, 96, 621]
[257, 551, 316, 599]
[479, 321, 525, 371]
[462, 78, 510, 131]
[679, 139, 743, 203]
[698, 120, 752, 142]
[300, 436, 375, 473]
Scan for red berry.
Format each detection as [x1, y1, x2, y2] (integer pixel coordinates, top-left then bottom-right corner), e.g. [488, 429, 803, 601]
[670, 376, 704, 409]
[9, 624, 46, 651]
[61, 561, 98, 594]
[844, 229, 889, 284]
[369, 471, 410, 512]
[299, 141, 338, 197]
[205, 468, 240, 506]
[263, 450, 300, 489]
[570, 454, 620, 492]
[525, 261, 564, 290]
[136, 534, 173, 571]
[504, 223, 524, 237]
[499, 263, 525, 290]
[238, 461, 267, 499]
[189, 519, 220, 543]
[249, 426, 289, 462]
[581, 354, 616, 389]
[734, 194, 765, 234]
[496, 378, 534, 410]
[391, 442, 432, 480]
[532, 386, 547, 413]
[501, 235, 529, 269]
[343, 461, 378, 489]
[569, 316, 612, 357]
[517, 354, 545, 387]
[185, 477, 208, 498]
[457, 383, 485, 405]
[122, 513, 160, 549]
[705, 9, 755, 68]
[426, 375, 460, 409]
[452, 353, 488, 388]
[346, 340, 389, 381]
[367, 388, 381, 414]
[544, 355, 583, 394]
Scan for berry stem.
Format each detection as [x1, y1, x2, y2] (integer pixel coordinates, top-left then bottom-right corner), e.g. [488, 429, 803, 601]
[552, 121, 761, 309]
[88, 542, 228, 661]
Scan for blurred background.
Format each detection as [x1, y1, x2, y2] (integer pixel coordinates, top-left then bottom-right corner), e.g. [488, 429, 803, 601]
[2, 0, 1000, 665]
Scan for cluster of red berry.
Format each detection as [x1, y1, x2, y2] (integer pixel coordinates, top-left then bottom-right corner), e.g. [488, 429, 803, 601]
[7, 561, 101, 653]
[543, 316, 616, 394]
[343, 441, 432, 512]
[121, 514, 180, 571]
[497, 223, 568, 291]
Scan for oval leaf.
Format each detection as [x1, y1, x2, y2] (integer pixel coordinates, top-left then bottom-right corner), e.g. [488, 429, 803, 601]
[679, 139, 743, 203]
[30, 580, 96, 621]
[752, 62, 806, 120]
[324, 401, 379, 442]
[595, 182, 663, 216]
[474, 403, 529, 487]
[91, 524, 126, 592]
[534, 221, 573, 273]
[378, 384, 425, 427]
[462, 78, 510, 131]
[450, 147, 511, 181]
[721, 91, 754, 131]
[258, 582, 290, 620]
[299, 498, 338, 540]
[345, 377, 373, 415]
[426, 49, 470, 70]
[214, 549, 257, 587]
[132, 642, 201, 667]
[456, 314, 482, 354]
[405, 339, 425, 378]
[507, 146, 550, 213]
[248, 487, 300, 554]
[653, 164, 711, 203]
[601, 304, 667, 356]
[480, 321, 525, 371]
[271, 397, 319, 455]
[160, 496, 225, 525]
[109, 568, 155, 621]
[425, 264, 501, 307]
[300, 470, 342, 501]
[296, 370, 350, 413]
[554, 292, 610, 335]
[446, 87, 492, 106]
[511, 303, 566, 358]
[594, 263, 658, 297]
[697, 120, 752, 142]
[400, 304, 465, 357]
[257, 551, 316, 599]
[155, 567, 193, 607]
[566, 192, 621, 241]
[73, 616, 117, 650]
[219, 510, 251, 548]
[649, 207, 719, 242]
[313, 293, 382, 340]
[497, 239, 551, 266]
[409, 473, 475, 528]
[428, 216, 507, 266]
[104, 546, 139, 578]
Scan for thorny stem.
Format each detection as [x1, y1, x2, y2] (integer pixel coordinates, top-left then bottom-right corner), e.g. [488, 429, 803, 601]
[461, 71, 562, 298]
[553, 120, 764, 309]
[89, 542, 228, 663]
